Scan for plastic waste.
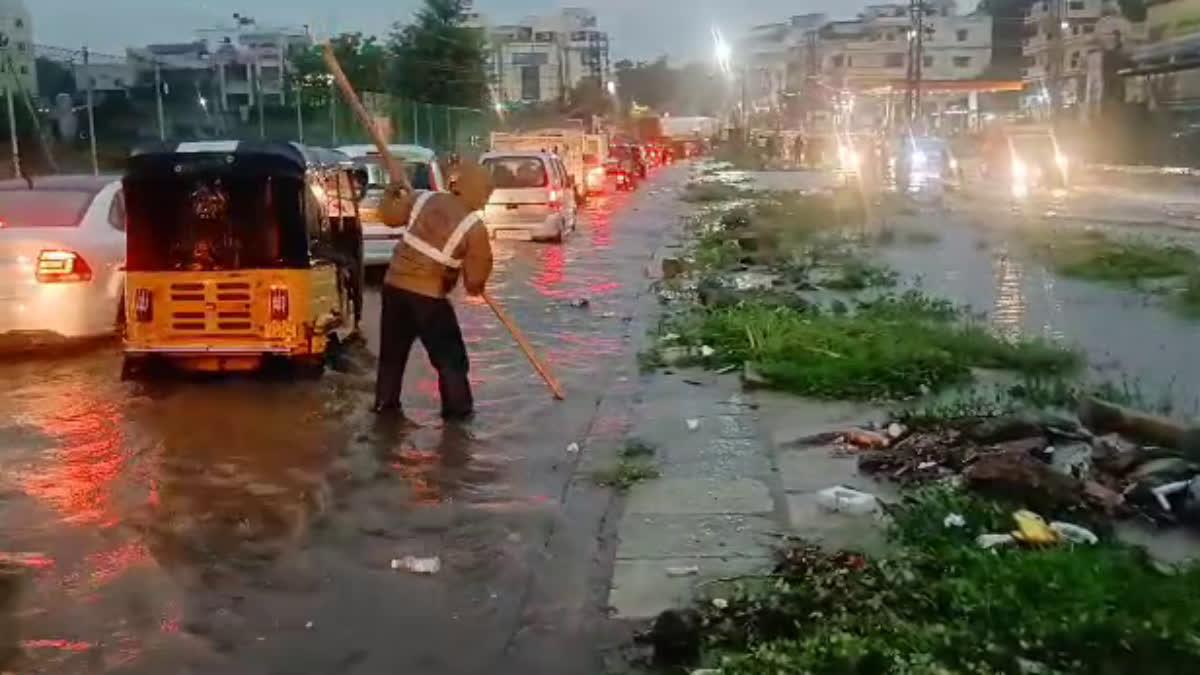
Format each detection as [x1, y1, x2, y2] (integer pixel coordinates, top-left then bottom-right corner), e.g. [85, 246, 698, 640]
[843, 429, 890, 449]
[887, 422, 905, 439]
[699, 345, 716, 358]
[392, 556, 442, 574]
[815, 486, 878, 515]
[566, 442, 581, 454]
[666, 565, 700, 577]
[1012, 510, 1059, 545]
[569, 297, 591, 308]
[686, 418, 701, 431]
[711, 598, 729, 609]
[943, 513, 966, 528]
[977, 533, 1017, 549]
[1049, 521, 1098, 545]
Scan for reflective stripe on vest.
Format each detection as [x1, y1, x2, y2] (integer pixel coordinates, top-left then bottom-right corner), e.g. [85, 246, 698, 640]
[401, 192, 484, 271]
[408, 190, 437, 229]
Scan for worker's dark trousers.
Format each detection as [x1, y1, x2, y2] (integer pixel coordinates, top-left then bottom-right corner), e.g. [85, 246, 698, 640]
[374, 285, 473, 418]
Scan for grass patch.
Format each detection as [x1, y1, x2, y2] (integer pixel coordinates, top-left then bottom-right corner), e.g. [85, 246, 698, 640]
[665, 294, 1079, 400]
[819, 258, 899, 291]
[697, 487, 1200, 675]
[1034, 230, 1200, 285]
[681, 181, 752, 203]
[903, 229, 941, 245]
[1173, 272, 1200, 317]
[591, 456, 660, 489]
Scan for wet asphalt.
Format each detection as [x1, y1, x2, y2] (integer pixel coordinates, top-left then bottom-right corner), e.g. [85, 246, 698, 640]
[0, 165, 691, 675]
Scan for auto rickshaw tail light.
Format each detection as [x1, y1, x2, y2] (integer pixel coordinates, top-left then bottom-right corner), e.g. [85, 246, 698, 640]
[269, 286, 290, 320]
[134, 289, 153, 322]
[35, 250, 93, 283]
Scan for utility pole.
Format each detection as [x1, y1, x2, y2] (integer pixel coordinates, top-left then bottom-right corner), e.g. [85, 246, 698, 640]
[154, 60, 166, 141]
[254, 59, 265, 139]
[1048, 0, 1065, 117]
[3, 56, 19, 179]
[295, 84, 304, 144]
[83, 47, 98, 174]
[907, 0, 927, 128]
[329, 79, 338, 146]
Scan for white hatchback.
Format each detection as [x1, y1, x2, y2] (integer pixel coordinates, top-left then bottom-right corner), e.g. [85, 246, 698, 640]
[479, 152, 578, 242]
[0, 175, 126, 343]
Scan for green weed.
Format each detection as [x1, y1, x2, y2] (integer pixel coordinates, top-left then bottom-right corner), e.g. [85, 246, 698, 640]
[1035, 230, 1200, 285]
[699, 487, 1200, 675]
[591, 457, 660, 489]
[820, 259, 900, 291]
[681, 182, 752, 203]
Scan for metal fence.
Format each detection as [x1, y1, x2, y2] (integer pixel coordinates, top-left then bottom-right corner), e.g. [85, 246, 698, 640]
[5, 44, 496, 178]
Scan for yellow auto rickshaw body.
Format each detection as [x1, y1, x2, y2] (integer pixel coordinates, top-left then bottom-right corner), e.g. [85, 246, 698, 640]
[120, 141, 364, 373]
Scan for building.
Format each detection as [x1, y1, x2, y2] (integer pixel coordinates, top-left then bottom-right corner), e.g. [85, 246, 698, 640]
[1124, 0, 1200, 111]
[0, 0, 36, 96]
[738, 1, 994, 129]
[73, 62, 135, 94]
[479, 8, 610, 104]
[126, 20, 310, 113]
[1021, 0, 1134, 114]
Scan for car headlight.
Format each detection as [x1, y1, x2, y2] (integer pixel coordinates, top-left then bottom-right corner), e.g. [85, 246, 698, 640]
[1012, 158, 1027, 180]
[1055, 153, 1069, 171]
[949, 157, 959, 171]
[912, 150, 927, 167]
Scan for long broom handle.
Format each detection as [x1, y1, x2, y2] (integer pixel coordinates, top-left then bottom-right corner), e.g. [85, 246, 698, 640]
[483, 293, 566, 401]
[322, 42, 410, 190]
[323, 43, 565, 401]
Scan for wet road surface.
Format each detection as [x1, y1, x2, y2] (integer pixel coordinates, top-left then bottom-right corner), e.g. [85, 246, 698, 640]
[0, 165, 692, 674]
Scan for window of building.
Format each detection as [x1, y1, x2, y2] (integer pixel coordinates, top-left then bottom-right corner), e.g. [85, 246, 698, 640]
[1072, 24, 1080, 36]
[923, 55, 933, 68]
[954, 56, 971, 68]
[512, 52, 549, 66]
[570, 31, 587, 41]
[1069, 51, 1080, 69]
[16, 41, 25, 52]
[535, 31, 556, 42]
[1068, 0, 1085, 9]
[885, 53, 904, 67]
[831, 54, 844, 67]
[19, 65, 27, 75]
[1083, 24, 1095, 34]
[886, 31, 896, 41]
[14, 18, 23, 29]
[957, 29, 968, 42]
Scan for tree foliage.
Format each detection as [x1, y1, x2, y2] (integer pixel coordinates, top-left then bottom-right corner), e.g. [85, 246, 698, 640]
[388, 0, 487, 107]
[290, 32, 387, 103]
[34, 57, 75, 99]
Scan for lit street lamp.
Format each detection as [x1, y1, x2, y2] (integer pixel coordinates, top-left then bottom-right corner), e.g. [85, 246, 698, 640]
[606, 80, 616, 96]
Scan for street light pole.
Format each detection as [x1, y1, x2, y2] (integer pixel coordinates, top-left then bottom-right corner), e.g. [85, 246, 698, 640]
[83, 47, 98, 174]
[3, 56, 19, 179]
[154, 60, 166, 141]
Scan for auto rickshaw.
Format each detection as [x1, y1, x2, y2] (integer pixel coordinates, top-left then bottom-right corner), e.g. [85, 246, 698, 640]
[121, 141, 366, 375]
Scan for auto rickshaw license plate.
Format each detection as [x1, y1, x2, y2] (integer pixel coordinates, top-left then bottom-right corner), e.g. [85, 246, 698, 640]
[266, 323, 297, 339]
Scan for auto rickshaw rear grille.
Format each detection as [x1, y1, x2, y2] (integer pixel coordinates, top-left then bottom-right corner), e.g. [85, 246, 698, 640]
[173, 322, 205, 331]
[170, 283, 204, 291]
[216, 282, 251, 290]
[173, 312, 205, 320]
[217, 293, 251, 301]
[217, 322, 253, 331]
[171, 294, 205, 301]
[218, 312, 251, 319]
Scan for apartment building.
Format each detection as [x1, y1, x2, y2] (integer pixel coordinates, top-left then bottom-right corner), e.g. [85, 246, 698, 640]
[479, 8, 610, 104]
[1021, 0, 1134, 111]
[0, 0, 35, 96]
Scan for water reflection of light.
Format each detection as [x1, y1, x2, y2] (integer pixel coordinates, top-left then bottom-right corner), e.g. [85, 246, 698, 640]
[991, 248, 1027, 341]
[533, 245, 566, 299]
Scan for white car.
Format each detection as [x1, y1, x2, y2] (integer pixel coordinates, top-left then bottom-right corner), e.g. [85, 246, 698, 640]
[479, 151, 578, 242]
[0, 175, 126, 342]
[336, 144, 446, 267]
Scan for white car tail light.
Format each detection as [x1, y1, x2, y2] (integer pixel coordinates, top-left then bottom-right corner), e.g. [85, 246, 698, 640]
[36, 250, 93, 283]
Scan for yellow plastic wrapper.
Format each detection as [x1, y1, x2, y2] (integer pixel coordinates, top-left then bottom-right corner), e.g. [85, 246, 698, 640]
[1011, 510, 1060, 546]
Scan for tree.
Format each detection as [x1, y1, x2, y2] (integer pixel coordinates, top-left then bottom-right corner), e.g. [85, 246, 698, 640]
[290, 32, 387, 104]
[614, 57, 676, 112]
[388, 0, 487, 107]
[1118, 0, 1147, 23]
[35, 57, 76, 99]
[566, 76, 611, 118]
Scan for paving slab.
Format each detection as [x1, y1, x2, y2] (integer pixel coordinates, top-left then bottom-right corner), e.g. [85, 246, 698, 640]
[657, 437, 770, 480]
[614, 513, 777, 560]
[608, 556, 773, 620]
[625, 477, 774, 516]
[775, 447, 877, 494]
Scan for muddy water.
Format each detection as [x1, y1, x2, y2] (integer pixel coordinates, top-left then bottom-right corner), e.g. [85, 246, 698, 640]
[0, 166, 691, 674]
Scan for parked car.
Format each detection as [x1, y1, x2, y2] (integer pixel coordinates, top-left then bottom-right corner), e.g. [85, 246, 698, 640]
[0, 175, 126, 343]
[336, 144, 446, 267]
[479, 151, 578, 242]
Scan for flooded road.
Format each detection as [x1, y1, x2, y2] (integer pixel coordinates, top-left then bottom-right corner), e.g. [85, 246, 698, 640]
[0, 166, 691, 674]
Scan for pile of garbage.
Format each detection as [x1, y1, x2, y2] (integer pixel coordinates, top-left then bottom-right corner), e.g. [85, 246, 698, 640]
[834, 397, 1200, 527]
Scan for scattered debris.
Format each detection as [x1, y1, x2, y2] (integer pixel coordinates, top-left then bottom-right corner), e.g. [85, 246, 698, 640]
[699, 345, 715, 358]
[392, 556, 441, 575]
[844, 429, 890, 449]
[943, 513, 966, 528]
[662, 257, 685, 280]
[887, 422, 905, 439]
[964, 451, 1085, 514]
[711, 598, 729, 609]
[568, 297, 591, 309]
[666, 565, 701, 577]
[686, 418, 701, 432]
[1012, 510, 1059, 545]
[816, 486, 878, 515]
[977, 533, 1017, 549]
[305, 621, 314, 629]
[1049, 521, 1099, 545]
[566, 442, 580, 454]
[1048, 441, 1094, 480]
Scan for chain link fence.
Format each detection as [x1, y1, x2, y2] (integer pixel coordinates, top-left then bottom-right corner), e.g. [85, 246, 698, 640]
[6, 44, 496, 178]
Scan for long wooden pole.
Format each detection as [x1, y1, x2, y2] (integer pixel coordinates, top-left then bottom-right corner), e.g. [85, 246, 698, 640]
[322, 42, 409, 188]
[323, 42, 565, 401]
[483, 294, 566, 401]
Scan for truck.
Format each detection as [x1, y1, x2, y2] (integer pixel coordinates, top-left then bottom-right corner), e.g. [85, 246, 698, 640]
[490, 128, 607, 199]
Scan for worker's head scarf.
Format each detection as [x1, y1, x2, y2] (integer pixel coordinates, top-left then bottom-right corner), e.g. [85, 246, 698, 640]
[449, 161, 494, 212]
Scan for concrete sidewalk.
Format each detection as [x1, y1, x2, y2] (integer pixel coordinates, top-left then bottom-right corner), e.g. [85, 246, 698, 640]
[606, 368, 892, 619]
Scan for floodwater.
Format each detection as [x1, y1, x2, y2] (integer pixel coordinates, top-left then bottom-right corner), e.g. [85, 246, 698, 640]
[0, 166, 692, 674]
